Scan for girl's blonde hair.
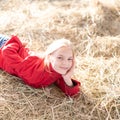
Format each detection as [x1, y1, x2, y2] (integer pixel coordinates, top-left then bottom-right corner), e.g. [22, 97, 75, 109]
[44, 38, 74, 70]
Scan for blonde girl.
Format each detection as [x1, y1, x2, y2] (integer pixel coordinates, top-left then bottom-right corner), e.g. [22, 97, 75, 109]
[0, 35, 80, 96]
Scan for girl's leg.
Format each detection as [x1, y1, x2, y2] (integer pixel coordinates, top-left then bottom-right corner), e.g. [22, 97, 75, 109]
[0, 34, 9, 48]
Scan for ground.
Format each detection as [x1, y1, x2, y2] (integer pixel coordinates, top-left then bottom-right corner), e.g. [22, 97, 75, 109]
[0, 0, 120, 120]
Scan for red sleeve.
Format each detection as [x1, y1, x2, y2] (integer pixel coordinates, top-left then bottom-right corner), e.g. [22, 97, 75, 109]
[55, 78, 81, 96]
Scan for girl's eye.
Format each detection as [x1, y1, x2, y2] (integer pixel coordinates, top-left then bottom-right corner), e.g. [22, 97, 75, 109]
[57, 56, 63, 60]
[68, 58, 73, 61]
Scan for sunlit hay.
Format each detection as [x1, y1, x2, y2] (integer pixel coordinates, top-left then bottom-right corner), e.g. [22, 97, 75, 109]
[77, 36, 120, 57]
[0, 0, 120, 120]
[90, 0, 120, 36]
[75, 56, 120, 99]
[97, 0, 120, 9]
[75, 56, 120, 119]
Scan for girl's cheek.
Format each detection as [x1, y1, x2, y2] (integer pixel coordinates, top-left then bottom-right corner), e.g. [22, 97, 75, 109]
[49, 56, 54, 64]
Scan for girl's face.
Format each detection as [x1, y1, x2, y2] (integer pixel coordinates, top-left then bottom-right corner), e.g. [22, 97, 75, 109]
[49, 46, 74, 75]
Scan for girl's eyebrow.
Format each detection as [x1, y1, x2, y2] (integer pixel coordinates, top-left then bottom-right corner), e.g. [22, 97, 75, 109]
[68, 57, 73, 59]
[57, 54, 73, 58]
[57, 54, 64, 56]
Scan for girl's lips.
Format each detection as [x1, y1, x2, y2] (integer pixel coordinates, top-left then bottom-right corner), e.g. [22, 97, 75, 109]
[60, 67, 69, 70]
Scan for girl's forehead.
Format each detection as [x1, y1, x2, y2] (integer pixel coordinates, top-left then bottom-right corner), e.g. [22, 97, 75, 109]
[54, 46, 73, 56]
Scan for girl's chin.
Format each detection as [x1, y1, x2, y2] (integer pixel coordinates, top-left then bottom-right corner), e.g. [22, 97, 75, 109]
[58, 70, 67, 75]
[54, 68, 68, 75]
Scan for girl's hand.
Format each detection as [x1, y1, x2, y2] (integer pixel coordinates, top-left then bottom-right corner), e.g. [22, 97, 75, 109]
[22, 41, 28, 47]
[62, 59, 75, 87]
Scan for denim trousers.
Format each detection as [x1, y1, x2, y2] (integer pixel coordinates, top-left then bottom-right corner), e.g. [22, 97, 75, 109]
[0, 34, 9, 48]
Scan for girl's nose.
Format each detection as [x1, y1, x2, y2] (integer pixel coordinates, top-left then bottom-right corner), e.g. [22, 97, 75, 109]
[62, 59, 69, 66]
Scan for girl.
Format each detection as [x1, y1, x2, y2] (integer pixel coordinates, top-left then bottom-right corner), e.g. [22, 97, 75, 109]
[0, 34, 80, 96]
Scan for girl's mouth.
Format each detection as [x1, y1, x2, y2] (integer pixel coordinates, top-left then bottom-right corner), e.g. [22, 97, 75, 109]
[60, 67, 69, 70]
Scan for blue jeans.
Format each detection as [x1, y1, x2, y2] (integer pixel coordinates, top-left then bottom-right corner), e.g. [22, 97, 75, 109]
[0, 34, 9, 48]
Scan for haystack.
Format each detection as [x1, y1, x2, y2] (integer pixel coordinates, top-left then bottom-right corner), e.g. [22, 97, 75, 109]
[0, 0, 120, 120]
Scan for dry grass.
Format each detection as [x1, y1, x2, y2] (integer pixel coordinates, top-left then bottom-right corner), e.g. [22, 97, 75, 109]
[0, 0, 120, 120]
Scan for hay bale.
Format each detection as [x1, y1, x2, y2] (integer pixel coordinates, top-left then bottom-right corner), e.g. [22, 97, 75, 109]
[0, 0, 120, 120]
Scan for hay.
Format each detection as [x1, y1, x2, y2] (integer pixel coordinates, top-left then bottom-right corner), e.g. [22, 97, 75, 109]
[0, 0, 120, 120]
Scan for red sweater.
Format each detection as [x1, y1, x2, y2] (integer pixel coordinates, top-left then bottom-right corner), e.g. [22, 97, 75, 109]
[0, 36, 80, 96]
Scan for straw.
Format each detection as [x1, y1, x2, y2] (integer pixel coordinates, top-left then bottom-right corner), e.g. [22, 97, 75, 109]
[0, 0, 120, 119]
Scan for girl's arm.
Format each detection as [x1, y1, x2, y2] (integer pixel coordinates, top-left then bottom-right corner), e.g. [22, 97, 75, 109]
[55, 59, 81, 96]
[54, 77, 80, 96]
[62, 58, 75, 87]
